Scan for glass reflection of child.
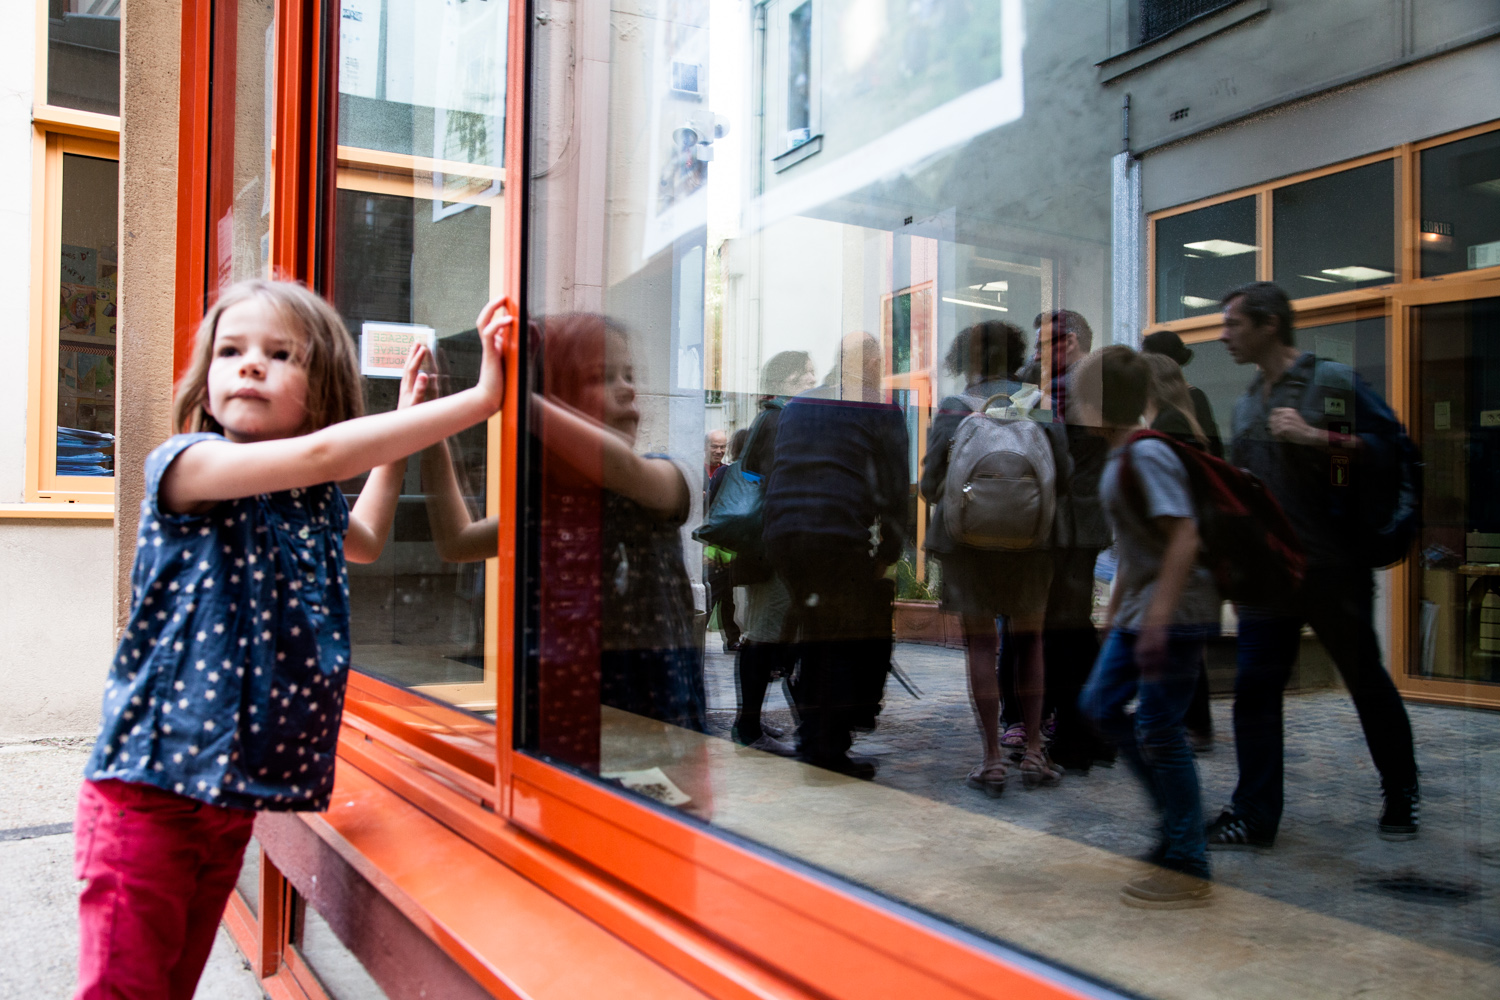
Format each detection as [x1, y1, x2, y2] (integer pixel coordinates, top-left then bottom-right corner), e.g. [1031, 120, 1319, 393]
[422, 314, 706, 763]
[73, 280, 513, 1000]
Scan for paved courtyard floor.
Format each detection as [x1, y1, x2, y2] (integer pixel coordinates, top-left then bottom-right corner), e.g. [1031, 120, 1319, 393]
[0, 738, 264, 1000]
[692, 637, 1499, 994]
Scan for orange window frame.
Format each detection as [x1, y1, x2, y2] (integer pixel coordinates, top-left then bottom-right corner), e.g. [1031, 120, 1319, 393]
[187, 3, 1104, 999]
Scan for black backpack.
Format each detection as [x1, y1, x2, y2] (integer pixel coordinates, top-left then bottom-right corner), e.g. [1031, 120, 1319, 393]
[1298, 360, 1421, 569]
[1118, 430, 1306, 607]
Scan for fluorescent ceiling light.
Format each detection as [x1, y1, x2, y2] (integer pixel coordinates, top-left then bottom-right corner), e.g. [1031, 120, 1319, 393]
[1183, 239, 1257, 257]
[1320, 266, 1394, 282]
[1299, 274, 1338, 283]
[967, 281, 1009, 291]
[1180, 295, 1217, 308]
[942, 296, 1008, 313]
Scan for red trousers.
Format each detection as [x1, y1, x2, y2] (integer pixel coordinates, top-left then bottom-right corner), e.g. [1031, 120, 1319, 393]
[74, 779, 255, 1000]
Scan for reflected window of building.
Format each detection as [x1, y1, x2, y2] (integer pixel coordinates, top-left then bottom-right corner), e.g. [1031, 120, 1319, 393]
[55, 153, 119, 480]
[1187, 315, 1390, 440]
[1273, 159, 1396, 300]
[337, 0, 508, 171]
[1154, 196, 1257, 322]
[1420, 130, 1500, 277]
[1138, 0, 1235, 45]
[47, 0, 120, 116]
[1415, 297, 1500, 685]
[786, 1, 813, 150]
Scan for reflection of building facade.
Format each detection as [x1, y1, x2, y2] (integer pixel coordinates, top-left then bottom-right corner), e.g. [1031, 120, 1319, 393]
[4, 1, 1500, 998]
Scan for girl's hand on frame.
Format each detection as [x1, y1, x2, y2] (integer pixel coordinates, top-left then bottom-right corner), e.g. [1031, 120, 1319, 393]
[474, 296, 517, 415]
[396, 341, 433, 410]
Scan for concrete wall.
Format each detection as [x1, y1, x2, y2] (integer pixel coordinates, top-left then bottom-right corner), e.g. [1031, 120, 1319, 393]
[0, 0, 117, 738]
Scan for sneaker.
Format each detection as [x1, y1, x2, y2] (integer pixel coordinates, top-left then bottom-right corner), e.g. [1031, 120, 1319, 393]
[744, 733, 798, 757]
[1378, 782, 1420, 841]
[1205, 811, 1274, 851]
[1121, 869, 1212, 909]
[760, 722, 786, 739]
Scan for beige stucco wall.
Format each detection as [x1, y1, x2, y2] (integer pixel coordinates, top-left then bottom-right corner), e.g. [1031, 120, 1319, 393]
[0, 0, 180, 739]
[115, 0, 182, 633]
[0, 521, 117, 736]
[0, 0, 115, 738]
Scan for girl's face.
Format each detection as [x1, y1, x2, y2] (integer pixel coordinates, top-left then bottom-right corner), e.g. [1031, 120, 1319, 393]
[790, 361, 818, 395]
[205, 298, 311, 443]
[581, 332, 639, 442]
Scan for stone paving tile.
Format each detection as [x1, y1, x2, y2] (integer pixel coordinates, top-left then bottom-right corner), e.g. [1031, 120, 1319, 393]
[703, 637, 1500, 968]
[0, 741, 265, 999]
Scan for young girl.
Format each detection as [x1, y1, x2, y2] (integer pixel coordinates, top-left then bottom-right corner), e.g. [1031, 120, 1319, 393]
[73, 279, 513, 999]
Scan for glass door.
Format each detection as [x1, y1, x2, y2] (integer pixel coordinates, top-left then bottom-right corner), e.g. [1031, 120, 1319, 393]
[1412, 295, 1500, 704]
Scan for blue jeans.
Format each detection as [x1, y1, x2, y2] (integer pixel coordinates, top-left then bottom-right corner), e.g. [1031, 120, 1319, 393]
[1081, 626, 1214, 879]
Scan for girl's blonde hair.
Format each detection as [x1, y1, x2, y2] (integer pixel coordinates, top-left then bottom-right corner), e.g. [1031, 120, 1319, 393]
[172, 279, 364, 435]
[1139, 352, 1208, 449]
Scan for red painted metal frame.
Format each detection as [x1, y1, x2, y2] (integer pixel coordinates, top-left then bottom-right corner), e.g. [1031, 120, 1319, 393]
[173, 0, 212, 382]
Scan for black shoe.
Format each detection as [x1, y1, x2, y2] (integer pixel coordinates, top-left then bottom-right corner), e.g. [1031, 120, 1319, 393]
[1205, 811, 1274, 851]
[1379, 782, 1420, 841]
[801, 752, 876, 780]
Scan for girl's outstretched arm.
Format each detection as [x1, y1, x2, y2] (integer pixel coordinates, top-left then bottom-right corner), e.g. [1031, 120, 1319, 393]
[161, 297, 514, 514]
[421, 434, 499, 563]
[345, 344, 432, 564]
[534, 396, 689, 520]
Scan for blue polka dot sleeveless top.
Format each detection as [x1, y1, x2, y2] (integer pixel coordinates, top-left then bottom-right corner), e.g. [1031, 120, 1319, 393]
[85, 433, 353, 811]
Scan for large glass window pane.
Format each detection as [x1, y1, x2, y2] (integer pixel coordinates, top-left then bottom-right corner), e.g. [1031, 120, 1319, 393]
[56, 153, 118, 478]
[1273, 159, 1396, 300]
[47, 0, 120, 115]
[1414, 297, 1500, 684]
[334, 185, 497, 710]
[333, 1, 506, 714]
[1420, 131, 1500, 277]
[337, 0, 508, 170]
[518, 1, 1497, 995]
[1154, 196, 1257, 322]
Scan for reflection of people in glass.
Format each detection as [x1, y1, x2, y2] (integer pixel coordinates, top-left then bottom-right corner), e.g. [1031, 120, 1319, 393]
[762, 333, 908, 779]
[729, 350, 818, 756]
[1032, 311, 1117, 772]
[704, 428, 741, 653]
[1140, 350, 1217, 753]
[1141, 329, 1224, 459]
[1210, 282, 1419, 847]
[1079, 345, 1219, 909]
[423, 314, 706, 769]
[920, 322, 1070, 794]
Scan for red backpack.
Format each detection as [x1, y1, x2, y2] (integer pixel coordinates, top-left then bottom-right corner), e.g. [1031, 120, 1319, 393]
[1117, 429, 1306, 607]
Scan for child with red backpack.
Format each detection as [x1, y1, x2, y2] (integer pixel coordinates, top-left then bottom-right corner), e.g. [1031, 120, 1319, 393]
[1077, 346, 1223, 909]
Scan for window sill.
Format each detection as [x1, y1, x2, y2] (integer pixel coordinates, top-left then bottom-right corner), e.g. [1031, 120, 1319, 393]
[32, 103, 121, 141]
[772, 134, 823, 173]
[1098, 0, 1268, 84]
[0, 502, 113, 519]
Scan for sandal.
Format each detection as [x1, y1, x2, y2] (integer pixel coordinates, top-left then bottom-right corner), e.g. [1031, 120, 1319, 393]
[1000, 722, 1027, 760]
[1019, 748, 1063, 789]
[966, 760, 1009, 799]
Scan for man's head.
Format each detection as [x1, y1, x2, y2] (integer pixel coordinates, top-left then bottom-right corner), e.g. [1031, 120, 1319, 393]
[705, 429, 727, 469]
[1066, 344, 1149, 432]
[1034, 309, 1094, 370]
[1220, 282, 1293, 366]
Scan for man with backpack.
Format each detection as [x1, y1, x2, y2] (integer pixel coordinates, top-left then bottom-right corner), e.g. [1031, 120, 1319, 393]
[1211, 281, 1420, 848]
